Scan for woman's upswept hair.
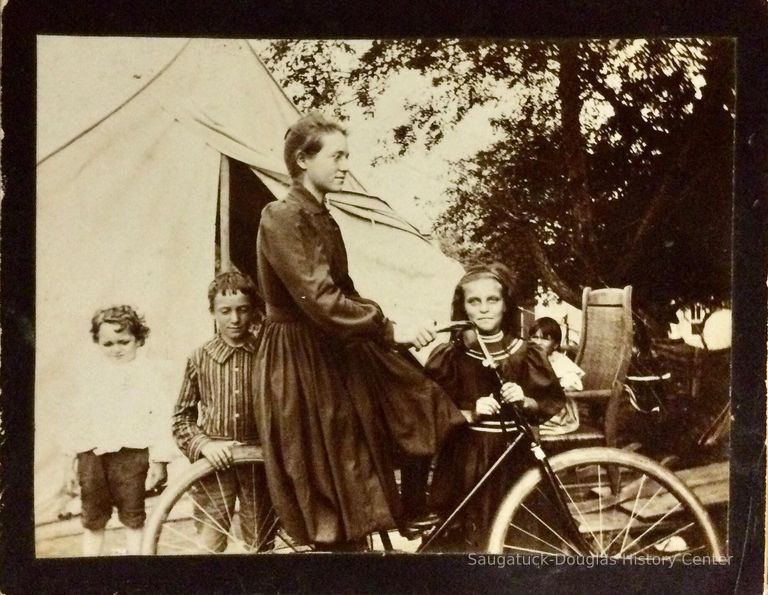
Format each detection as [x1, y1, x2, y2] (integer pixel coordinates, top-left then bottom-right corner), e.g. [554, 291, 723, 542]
[451, 262, 519, 337]
[528, 316, 562, 345]
[90, 305, 150, 345]
[207, 271, 258, 312]
[283, 111, 347, 181]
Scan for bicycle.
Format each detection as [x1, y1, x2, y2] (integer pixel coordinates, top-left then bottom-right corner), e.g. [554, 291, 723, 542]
[142, 322, 722, 557]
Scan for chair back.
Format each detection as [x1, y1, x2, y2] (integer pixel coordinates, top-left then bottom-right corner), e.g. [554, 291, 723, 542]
[574, 286, 634, 393]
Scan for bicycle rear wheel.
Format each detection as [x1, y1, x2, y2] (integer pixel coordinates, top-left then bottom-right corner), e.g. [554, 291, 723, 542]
[141, 445, 311, 555]
[487, 447, 722, 558]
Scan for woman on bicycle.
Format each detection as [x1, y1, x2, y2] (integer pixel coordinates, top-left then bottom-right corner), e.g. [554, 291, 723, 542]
[424, 263, 565, 550]
[253, 112, 464, 550]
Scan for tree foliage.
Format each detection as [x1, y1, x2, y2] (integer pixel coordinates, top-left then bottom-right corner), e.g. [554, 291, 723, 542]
[259, 38, 734, 325]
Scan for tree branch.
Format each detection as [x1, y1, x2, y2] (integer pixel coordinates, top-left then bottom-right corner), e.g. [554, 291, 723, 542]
[518, 224, 581, 304]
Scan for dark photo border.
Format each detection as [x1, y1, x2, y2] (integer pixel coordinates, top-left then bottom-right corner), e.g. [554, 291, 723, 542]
[2, 0, 766, 592]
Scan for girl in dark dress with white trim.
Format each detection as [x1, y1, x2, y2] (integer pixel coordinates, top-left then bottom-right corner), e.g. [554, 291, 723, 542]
[425, 263, 565, 551]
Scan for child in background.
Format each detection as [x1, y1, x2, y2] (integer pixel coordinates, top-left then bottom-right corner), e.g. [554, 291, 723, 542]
[65, 306, 173, 556]
[172, 271, 274, 552]
[528, 316, 582, 436]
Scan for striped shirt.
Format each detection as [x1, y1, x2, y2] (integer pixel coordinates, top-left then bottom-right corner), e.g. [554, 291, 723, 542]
[172, 334, 260, 461]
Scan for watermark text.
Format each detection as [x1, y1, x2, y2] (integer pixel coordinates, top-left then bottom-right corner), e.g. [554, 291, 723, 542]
[466, 553, 732, 569]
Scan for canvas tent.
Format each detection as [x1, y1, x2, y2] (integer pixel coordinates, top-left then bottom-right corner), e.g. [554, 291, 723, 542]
[35, 37, 464, 524]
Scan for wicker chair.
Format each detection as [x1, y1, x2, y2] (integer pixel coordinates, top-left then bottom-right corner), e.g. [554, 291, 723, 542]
[540, 286, 634, 447]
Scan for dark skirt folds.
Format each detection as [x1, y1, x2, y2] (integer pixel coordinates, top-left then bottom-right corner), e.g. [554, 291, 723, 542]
[255, 319, 463, 545]
[430, 426, 528, 551]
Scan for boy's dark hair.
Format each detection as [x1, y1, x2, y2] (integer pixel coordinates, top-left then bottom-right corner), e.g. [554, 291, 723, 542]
[90, 305, 150, 345]
[284, 111, 347, 181]
[208, 271, 258, 312]
[451, 262, 519, 337]
[529, 316, 563, 345]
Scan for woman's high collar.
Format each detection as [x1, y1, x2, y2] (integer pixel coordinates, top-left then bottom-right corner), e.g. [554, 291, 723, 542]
[288, 182, 328, 214]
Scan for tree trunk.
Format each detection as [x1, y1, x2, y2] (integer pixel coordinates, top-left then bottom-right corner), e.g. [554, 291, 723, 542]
[519, 224, 581, 304]
[558, 42, 598, 268]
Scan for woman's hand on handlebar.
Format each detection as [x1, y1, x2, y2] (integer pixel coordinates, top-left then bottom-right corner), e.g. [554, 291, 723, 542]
[393, 320, 437, 350]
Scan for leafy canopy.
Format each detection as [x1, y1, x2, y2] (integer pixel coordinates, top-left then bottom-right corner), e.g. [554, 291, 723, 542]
[258, 38, 733, 325]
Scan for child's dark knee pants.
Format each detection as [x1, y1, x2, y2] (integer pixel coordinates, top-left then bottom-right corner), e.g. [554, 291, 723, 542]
[77, 451, 113, 530]
[109, 448, 150, 529]
[78, 448, 149, 530]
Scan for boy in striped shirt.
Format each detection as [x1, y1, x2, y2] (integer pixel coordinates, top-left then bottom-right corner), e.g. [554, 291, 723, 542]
[172, 271, 273, 552]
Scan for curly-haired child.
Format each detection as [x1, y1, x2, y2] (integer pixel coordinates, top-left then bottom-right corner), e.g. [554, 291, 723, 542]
[64, 305, 174, 556]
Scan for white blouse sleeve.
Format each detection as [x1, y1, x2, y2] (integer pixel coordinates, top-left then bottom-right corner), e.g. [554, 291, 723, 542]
[548, 351, 585, 391]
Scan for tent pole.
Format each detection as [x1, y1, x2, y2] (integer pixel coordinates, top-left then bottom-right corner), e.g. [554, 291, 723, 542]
[219, 154, 231, 272]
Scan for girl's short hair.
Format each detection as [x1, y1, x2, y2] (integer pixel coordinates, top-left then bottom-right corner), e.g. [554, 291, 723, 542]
[208, 271, 258, 312]
[451, 262, 519, 336]
[90, 305, 150, 345]
[283, 111, 347, 181]
[529, 316, 562, 345]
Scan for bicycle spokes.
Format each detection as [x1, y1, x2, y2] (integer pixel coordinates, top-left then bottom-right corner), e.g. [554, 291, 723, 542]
[147, 461, 305, 555]
[488, 448, 721, 559]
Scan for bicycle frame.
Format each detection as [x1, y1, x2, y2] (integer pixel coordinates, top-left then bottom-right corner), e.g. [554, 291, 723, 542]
[140, 328, 722, 557]
[419, 324, 593, 554]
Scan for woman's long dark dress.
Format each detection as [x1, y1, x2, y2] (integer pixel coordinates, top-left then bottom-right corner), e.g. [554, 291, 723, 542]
[254, 184, 464, 545]
[425, 332, 564, 550]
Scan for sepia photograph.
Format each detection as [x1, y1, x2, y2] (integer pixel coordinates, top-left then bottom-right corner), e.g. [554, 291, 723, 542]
[4, 1, 768, 590]
[32, 35, 734, 564]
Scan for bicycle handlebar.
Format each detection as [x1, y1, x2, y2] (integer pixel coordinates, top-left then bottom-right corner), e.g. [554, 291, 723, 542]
[434, 320, 473, 334]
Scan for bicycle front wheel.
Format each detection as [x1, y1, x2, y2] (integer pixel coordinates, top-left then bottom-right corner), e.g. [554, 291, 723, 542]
[141, 445, 311, 555]
[487, 447, 722, 559]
